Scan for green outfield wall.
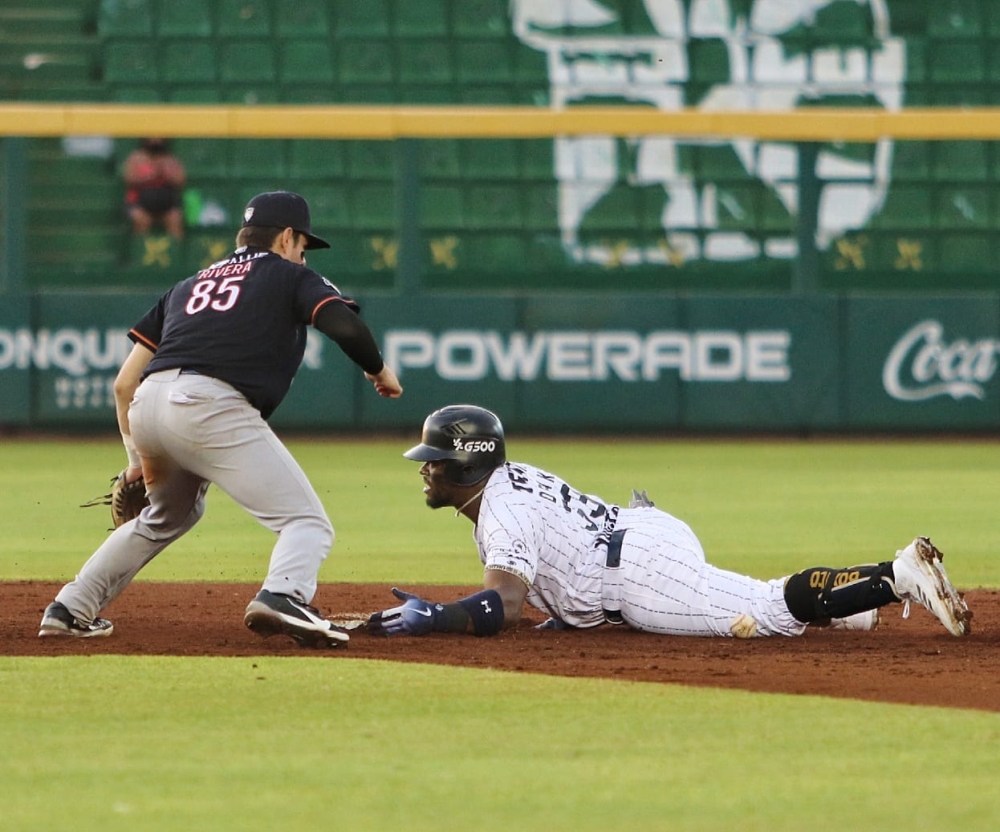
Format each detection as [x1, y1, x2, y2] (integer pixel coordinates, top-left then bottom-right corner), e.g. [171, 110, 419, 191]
[3, 291, 998, 433]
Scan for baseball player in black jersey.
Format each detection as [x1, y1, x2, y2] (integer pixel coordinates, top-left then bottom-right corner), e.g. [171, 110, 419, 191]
[368, 405, 971, 640]
[40, 191, 402, 647]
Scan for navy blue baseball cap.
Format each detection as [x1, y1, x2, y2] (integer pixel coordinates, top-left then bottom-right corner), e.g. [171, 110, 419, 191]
[241, 190, 330, 249]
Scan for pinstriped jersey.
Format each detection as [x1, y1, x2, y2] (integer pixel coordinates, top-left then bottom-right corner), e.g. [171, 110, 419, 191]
[473, 461, 617, 628]
[129, 246, 359, 419]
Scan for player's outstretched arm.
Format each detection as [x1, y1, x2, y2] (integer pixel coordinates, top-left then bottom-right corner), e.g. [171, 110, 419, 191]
[483, 568, 528, 628]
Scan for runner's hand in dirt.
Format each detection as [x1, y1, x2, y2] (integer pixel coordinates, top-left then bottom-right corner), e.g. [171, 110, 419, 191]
[368, 588, 439, 636]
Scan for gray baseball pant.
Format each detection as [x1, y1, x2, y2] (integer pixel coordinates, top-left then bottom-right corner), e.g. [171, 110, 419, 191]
[56, 369, 333, 624]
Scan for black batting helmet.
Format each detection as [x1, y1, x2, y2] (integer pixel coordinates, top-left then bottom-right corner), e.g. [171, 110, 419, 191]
[404, 405, 506, 486]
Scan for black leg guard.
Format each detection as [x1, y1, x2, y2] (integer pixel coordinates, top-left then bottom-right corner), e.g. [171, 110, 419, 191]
[783, 562, 898, 623]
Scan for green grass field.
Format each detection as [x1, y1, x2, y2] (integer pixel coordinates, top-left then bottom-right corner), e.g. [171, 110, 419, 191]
[3, 435, 1000, 831]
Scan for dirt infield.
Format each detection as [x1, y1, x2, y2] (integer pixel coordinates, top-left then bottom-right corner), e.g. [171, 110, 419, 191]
[6, 581, 1000, 712]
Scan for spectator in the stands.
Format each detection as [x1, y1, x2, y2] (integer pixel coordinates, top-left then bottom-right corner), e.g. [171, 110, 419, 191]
[123, 138, 187, 240]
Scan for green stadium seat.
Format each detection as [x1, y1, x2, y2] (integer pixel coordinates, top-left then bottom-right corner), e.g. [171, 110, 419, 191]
[759, 187, 793, 233]
[128, 233, 182, 271]
[465, 233, 527, 270]
[230, 139, 287, 179]
[191, 182, 242, 225]
[111, 85, 163, 102]
[933, 185, 990, 228]
[98, 0, 153, 36]
[338, 39, 394, 84]
[224, 85, 280, 104]
[932, 141, 987, 181]
[282, 86, 343, 103]
[275, 0, 329, 37]
[525, 231, 570, 271]
[348, 183, 395, 230]
[421, 185, 464, 229]
[577, 184, 641, 233]
[393, 0, 448, 37]
[813, 0, 875, 40]
[513, 46, 549, 89]
[456, 40, 513, 83]
[465, 184, 523, 229]
[397, 41, 453, 84]
[219, 40, 276, 83]
[161, 40, 216, 83]
[336, 0, 389, 37]
[217, 0, 271, 36]
[928, 0, 984, 38]
[903, 38, 927, 85]
[519, 139, 554, 179]
[934, 88, 988, 112]
[346, 141, 395, 179]
[891, 141, 930, 181]
[688, 40, 729, 85]
[937, 232, 995, 271]
[459, 85, 516, 104]
[103, 39, 157, 83]
[339, 85, 394, 103]
[279, 39, 335, 83]
[690, 144, 750, 179]
[322, 232, 368, 272]
[713, 183, 759, 231]
[461, 139, 518, 178]
[452, 0, 509, 37]
[862, 232, 930, 272]
[156, 0, 212, 37]
[988, 46, 1000, 83]
[929, 40, 984, 83]
[307, 185, 350, 228]
[397, 85, 458, 103]
[871, 185, 932, 230]
[989, 141, 1000, 181]
[288, 139, 346, 178]
[174, 138, 229, 178]
[185, 230, 234, 271]
[420, 139, 461, 178]
[169, 86, 222, 103]
[425, 232, 462, 272]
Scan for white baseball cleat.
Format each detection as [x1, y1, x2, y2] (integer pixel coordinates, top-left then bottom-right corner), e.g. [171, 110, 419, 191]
[828, 608, 879, 631]
[891, 537, 972, 637]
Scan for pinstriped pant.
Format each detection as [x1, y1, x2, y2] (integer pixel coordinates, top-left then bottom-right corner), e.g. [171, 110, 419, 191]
[609, 508, 806, 637]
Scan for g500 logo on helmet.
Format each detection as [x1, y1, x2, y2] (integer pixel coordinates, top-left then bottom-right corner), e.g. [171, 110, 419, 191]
[453, 438, 499, 453]
[511, 0, 903, 266]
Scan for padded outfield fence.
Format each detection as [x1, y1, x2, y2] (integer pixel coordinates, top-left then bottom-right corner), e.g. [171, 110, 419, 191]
[3, 0, 1000, 432]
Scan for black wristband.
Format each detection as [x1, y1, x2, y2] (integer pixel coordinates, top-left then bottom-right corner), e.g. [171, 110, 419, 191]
[457, 589, 504, 636]
[433, 602, 471, 633]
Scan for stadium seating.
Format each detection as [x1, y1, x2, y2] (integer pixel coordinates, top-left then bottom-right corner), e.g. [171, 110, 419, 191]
[5, 0, 1000, 290]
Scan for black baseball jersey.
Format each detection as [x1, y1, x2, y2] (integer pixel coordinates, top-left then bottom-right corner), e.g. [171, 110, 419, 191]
[129, 247, 360, 419]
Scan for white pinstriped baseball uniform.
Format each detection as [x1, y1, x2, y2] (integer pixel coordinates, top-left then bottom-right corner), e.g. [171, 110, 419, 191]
[474, 461, 805, 637]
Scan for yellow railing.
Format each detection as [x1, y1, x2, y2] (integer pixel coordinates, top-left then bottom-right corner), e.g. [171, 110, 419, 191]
[2, 104, 1000, 140]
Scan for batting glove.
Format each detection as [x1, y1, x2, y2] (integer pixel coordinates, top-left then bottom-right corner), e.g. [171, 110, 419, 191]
[368, 587, 441, 636]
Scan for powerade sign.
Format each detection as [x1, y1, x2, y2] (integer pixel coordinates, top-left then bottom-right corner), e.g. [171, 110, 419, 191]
[6, 293, 1000, 431]
[384, 329, 791, 382]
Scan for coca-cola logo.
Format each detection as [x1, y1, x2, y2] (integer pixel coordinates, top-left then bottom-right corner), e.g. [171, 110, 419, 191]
[882, 320, 999, 402]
